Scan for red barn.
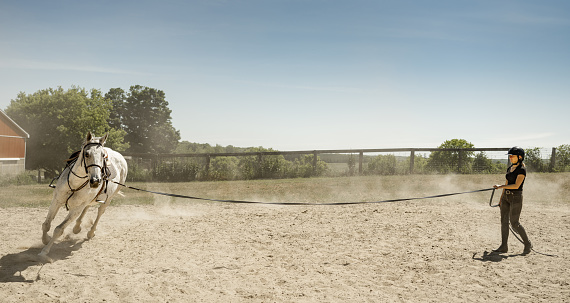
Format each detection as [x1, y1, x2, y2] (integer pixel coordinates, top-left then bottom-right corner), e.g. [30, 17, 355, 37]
[0, 109, 30, 177]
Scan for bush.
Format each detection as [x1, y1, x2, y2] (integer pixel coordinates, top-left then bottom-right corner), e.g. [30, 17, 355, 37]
[347, 154, 357, 176]
[237, 148, 292, 180]
[472, 152, 493, 173]
[426, 139, 474, 174]
[0, 172, 37, 186]
[555, 144, 570, 172]
[288, 155, 328, 178]
[236, 148, 327, 180]
[152, 159, 200, 182]
[259, 155, 291, 179]
[367, 154, 397, 175]
[411, 154, 429, 174]
[237, 155, 259, 180]
[208, 157, 239, 181]
[126, 161, 153, 182]
[525, 147, 547, 172]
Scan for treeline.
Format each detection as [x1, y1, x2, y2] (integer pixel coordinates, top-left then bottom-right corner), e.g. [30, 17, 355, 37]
[128, 146, 328, 182]
[4, 86, 569, 183]
[124, 140, 570, 182]
[5, 85, 179, 177]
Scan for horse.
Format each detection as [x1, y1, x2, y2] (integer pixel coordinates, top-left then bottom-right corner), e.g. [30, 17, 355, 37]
[38, 132, 128, 263]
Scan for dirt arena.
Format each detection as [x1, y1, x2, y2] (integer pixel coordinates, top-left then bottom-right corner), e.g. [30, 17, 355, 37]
[1, 176, 569, 302]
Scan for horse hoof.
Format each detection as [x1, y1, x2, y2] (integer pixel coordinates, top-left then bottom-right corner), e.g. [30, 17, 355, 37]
[38, 253, 53, 264]
[73, 226, 82, 234]
[42, 236, 51, 245]
[87, 231, 95, 240]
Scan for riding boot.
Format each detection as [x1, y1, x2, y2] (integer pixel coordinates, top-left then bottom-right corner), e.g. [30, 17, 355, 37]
[493, 224, 510, 253]
[517, 226, 532, 255]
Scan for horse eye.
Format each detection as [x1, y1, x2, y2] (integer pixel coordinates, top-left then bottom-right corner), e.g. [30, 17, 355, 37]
[84, 152, 90, 158]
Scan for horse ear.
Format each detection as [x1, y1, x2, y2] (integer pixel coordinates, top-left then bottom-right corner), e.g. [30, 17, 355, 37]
[100, 133, 108, 146]
[86, 132, 93, 142]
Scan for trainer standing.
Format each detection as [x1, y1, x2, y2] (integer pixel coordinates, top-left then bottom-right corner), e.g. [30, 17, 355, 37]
[492, 146, 532, 255]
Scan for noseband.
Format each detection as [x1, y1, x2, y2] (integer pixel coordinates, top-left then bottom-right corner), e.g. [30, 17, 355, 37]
[63, 142, 110, 210]
[81, 142, 107, 175]
[47, 141, 111, 210]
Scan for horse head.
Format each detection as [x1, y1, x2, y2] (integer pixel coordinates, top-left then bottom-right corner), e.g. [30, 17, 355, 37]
[82, 132, 108, 188]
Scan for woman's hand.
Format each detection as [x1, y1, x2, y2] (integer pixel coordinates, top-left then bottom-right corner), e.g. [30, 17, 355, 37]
[493, 184, 502, 189]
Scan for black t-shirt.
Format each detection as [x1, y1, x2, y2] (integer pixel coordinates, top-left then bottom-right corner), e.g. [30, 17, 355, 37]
[506, 164, 526, 191]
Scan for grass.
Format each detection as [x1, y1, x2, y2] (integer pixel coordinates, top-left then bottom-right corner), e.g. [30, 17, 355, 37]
[1, 173, 569, 208]
[0, 184, 55, 208]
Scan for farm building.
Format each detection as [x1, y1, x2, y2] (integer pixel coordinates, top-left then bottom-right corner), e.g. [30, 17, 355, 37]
[0, 109, 29, 177]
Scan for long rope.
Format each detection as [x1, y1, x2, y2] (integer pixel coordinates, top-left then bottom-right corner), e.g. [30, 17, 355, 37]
[115, 182, 558, 257]
[50, 178, 557, 257]
[111, 180, 494, 206]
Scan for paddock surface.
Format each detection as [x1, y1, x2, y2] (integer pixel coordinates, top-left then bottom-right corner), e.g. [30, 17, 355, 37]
[1, 177, 569, 302]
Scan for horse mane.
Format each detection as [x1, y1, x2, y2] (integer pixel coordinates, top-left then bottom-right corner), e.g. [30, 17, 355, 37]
[66, 150, 81, 165]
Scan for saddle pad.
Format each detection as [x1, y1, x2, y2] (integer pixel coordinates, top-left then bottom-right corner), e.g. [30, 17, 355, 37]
[106, 162, 117, 180]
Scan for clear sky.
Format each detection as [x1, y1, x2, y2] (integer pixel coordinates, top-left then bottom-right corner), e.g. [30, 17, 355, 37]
[1, 0, 568, 151]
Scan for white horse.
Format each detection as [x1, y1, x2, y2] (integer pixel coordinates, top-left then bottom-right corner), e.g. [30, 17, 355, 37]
[39, 132, 128, 263]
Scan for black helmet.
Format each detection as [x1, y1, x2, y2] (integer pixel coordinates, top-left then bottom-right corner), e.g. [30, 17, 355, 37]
[508, 146, 525, 162]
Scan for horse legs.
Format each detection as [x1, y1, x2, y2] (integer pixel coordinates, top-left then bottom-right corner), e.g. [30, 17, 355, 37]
[87, 202, 109, 239]
[38, 206, 84, 263]
[73, 205, 90, 234]
[41, 200, 62, 245]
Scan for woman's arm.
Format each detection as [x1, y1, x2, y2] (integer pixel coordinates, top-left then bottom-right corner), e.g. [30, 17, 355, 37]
[493, 175, 525, 190]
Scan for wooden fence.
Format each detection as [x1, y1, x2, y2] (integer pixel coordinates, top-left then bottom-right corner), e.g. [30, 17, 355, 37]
[123, 147, 557, 175]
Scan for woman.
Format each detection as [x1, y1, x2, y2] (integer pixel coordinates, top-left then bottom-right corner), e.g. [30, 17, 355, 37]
[492, 146, 532, 255]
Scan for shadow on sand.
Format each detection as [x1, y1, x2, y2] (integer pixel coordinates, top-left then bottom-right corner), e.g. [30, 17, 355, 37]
[0, 237, 85, 283]
[472, 250, 526, 262]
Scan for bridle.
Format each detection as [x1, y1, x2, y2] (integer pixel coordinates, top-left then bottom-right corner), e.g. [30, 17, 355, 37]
[62, 142, 110, 210]
[80, 142, 108, 175]
[68, 142, 107, 178]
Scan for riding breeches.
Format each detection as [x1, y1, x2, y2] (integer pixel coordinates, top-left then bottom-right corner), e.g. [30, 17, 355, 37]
[499, 190, 530, 245]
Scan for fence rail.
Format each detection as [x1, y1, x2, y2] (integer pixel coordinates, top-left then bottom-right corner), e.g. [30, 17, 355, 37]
[124, 147, 545, 176]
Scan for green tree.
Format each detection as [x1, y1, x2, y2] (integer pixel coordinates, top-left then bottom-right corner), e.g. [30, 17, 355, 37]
[525, 147, 545, 172]
[174, 141, 244, 154]
[106, 87, 126, 130]
[209, 157, 239, 181]
[174, 141, 214, 154]
[291, 154, 328, 178]
[555, 144, 570, 172]
[5, 86, 128, 176]
[237, 147, 291, 180]
[427, 139, 474, 174]
[367, 154, 397, 175]
[105, 85, 180, 154]
[472, 152, 493, 173]
[347, 154, 357, 176]
[410, 154, 429, 174]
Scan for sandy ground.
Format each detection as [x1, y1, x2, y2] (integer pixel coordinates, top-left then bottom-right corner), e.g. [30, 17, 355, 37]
[1, 189, 569, 302]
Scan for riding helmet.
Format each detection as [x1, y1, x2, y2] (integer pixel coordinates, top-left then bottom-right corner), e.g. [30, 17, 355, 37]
[508, 146, 525, 161]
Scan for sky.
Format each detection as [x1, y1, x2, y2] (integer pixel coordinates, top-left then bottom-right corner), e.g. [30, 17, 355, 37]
[1, 0, 569, 151]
